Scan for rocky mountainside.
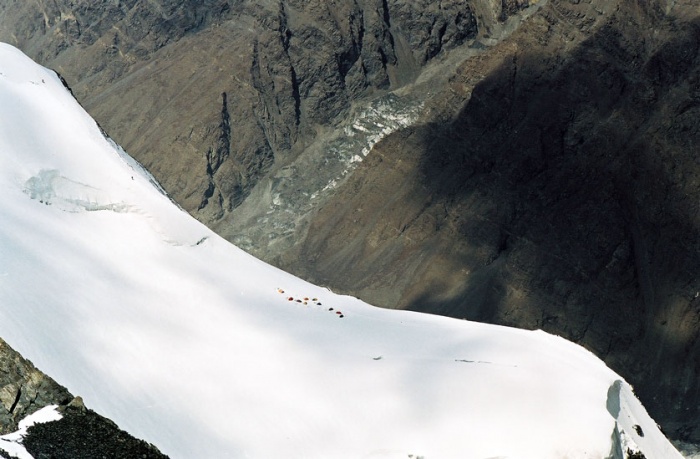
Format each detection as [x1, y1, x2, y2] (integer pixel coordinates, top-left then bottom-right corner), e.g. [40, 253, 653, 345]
[0, 0, 532, 260]
[0, 0, 498, 225]
[292, 0, 700, 445]
[0, 338, 167, 457]
[1, 0, 699, 449]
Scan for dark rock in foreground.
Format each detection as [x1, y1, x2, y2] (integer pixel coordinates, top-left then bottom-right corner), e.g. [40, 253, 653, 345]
[24, 399, 168, 459]
[0, 338, 167, 458]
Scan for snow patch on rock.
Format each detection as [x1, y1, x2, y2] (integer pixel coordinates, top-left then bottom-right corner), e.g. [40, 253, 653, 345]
[0, 405, 61, 459]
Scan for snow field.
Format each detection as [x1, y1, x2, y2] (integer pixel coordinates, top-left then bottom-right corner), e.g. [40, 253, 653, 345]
[0, 43, 683, 459]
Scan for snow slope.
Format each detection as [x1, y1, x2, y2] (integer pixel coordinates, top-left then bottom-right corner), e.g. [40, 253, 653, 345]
[0, 43, 682, 458]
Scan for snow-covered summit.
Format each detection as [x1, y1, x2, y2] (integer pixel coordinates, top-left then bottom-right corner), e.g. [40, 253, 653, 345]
[0, 43, 683, 458]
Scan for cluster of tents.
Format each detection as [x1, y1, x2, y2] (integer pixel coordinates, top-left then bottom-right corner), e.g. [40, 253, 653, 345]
[277, 288, 344, 318]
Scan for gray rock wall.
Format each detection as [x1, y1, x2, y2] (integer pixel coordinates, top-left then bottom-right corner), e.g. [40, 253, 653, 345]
[0, 338, 72, 434]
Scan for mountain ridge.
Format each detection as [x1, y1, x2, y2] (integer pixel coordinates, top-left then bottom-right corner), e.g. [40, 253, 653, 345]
[0, 42, 684, 458]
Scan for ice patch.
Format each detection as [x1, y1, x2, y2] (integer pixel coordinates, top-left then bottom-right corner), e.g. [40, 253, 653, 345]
[24, 169, 129, 213]
[230, 93, 423, 252]
[316, 96, 422, 197]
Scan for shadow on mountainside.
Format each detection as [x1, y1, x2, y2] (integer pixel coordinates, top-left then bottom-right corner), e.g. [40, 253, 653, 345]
[407, 13, 700, 443]
[294, 5, 700, 445]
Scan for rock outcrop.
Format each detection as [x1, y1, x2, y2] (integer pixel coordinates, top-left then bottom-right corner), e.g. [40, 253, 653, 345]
[0, 338, 168, 457]
[1, 0, 699, 448]
[0, 338, 71, 434]
[23, 402, 168, 459]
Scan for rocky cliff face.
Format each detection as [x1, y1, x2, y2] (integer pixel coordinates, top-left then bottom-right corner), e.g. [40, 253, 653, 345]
[1, 0, 699, 448]
[0, 338, 71, 435]
[0, 338, 167, 457]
